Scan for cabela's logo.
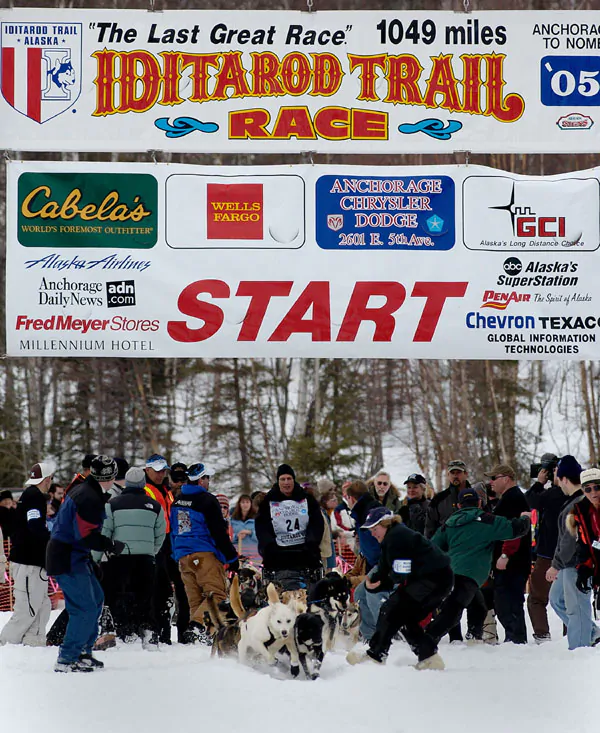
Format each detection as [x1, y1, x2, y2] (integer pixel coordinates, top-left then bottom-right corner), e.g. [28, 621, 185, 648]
[18, 172, 158, 249]
[0, 23, 82, 123]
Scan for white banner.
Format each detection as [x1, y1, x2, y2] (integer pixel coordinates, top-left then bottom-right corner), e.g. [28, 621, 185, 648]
[6, 160, 600, 360]
[2, 9, 600, 153]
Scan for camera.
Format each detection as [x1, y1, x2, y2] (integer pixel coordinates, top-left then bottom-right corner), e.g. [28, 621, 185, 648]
[530, 459, 558, 480]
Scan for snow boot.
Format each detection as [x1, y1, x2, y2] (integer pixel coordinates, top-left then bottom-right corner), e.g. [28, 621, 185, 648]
[94, 633, 116, 651]
[55, 659, 95, 673]
[533, 633, 551, 645]
[346, 648, 386, 665]
[483, 609, 499, 645]
[415, 653, 445, 670]
[142, 630, 160, 651]
[79, 653, 104, 669]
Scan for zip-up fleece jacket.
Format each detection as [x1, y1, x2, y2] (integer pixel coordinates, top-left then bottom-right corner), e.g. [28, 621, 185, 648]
[9, 485, 49, 568]
[552, 491, 585, 571]
[170, 484, 237, 565]
[46, 477, 117, 576]
[431, 507, 531, 587]
[370, 522, 451, 592]
[92, 486, 166, 562]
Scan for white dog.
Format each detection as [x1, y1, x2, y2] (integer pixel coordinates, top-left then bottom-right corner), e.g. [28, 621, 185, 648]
[238, 583, 300, 674]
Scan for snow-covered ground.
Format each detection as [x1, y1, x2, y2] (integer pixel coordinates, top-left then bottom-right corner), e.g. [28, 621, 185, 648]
[0, 609, 596, 733]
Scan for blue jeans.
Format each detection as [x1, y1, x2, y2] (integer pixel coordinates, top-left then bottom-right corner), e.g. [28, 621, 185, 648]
[354, 569, 391, 642]
[549, 567, 599, 650]
[57, 566, 104, 663]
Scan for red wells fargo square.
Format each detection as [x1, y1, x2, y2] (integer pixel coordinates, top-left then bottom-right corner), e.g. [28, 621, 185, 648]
[207, 183, 263, 240]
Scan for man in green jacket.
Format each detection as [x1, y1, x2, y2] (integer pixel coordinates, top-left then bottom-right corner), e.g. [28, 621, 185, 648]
[427, 487, 530, 645]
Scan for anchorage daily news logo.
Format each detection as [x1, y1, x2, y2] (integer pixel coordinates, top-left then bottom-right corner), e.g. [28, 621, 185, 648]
[17, 172, 158, 248]
[106, 280, 136, 308]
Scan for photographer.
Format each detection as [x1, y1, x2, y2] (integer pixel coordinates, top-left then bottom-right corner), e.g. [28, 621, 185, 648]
[525, 452, 569, 643]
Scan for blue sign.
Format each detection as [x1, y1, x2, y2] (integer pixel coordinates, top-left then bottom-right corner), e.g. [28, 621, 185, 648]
[541, 56, 600, 107]
[315, 175, 455, 251]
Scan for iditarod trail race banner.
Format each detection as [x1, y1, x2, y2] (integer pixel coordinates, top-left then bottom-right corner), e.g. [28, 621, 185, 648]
[1, 9, 600, 153]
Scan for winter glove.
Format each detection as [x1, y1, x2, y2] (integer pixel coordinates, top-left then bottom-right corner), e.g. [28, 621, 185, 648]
[576, 566, 594, 594]
[110, 540, 126, 557]
[227, 559, 240, 574]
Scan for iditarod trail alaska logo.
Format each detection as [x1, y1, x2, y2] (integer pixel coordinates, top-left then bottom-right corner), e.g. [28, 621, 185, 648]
[1, 22, 82, 123]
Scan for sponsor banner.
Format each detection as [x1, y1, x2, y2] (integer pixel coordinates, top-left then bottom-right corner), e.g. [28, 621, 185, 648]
[7, 160, 600, 360]
[3, 9, 600, 153]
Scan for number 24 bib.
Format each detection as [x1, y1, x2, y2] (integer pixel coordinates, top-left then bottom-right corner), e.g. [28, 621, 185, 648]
[270, 499, 310, 547]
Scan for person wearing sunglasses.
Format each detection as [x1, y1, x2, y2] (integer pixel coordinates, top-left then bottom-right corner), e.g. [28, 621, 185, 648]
[484, 463, 531, 644]
[547, 458, 600, 649]
[369, 471, 402, 514]
[572, 468, 600, 603]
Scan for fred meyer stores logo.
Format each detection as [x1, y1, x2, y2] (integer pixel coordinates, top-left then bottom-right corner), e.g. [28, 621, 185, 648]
[18, 173, 158, 248]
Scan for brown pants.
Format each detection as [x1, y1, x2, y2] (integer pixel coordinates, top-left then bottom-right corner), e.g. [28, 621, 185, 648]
[178, 552, 227, 626]
[527, 556, 552, 636]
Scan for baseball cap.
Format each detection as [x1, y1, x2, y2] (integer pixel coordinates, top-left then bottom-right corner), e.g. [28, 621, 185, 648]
[447, 460, 467, 471]
[484, 464, 516, 480]
[581, 468, 600, 486]
[458, 487, 480, 506]
[145, 454, 170, 471]
[26, 462, 54, 486]
[404, 473, 426, 485]
[540, 452, 559, 467]
[188, 463, 212, 481]
[361, 507, 393, 529]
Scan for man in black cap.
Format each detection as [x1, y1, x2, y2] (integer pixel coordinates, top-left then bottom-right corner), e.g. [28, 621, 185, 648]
[47, 455, 125, 672]
[255, 463, 324, 590]
[525, 452, 566, 643]
[486, 463, 531, 644]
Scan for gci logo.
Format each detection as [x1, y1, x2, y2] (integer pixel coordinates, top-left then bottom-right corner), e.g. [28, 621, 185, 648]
[106, 280, 136, 308]
[503, 257, 522, 275]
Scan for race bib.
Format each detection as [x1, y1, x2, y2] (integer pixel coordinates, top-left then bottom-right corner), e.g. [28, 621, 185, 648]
[26, 508, 41, 522]
[592, 540, 600, 551]
[393, 559, 412, 574]
[176, 509, 192, 535]
[270, 499, 310, 547]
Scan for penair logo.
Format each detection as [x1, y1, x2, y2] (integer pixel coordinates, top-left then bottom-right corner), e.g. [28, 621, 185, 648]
[0, 23, 82, 123]
[481, 290, 530, 309]
[206, 183, 263, 240]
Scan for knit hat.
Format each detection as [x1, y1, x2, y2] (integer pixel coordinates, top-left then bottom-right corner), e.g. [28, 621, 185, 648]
[125, 467, 146, 489]
[90, 455, 118, 482]
[556, 455, 582, 484]
[216, 493, 230, 519]
[580, 468, 600, 486]
[317, 478, 335, 495]
[114, 457, 130, 483]
[277, 463, 296, 481]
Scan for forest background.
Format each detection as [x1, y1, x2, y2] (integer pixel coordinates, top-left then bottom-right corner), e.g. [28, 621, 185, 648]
[0, 0, 597, 493]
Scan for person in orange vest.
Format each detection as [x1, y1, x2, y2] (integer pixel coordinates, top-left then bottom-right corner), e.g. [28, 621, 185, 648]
[65, 454, 96, 495]
[144, 454, 190, 644]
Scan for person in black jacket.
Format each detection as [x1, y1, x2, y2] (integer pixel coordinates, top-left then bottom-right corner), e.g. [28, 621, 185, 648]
[46, 456, 125, 673]
[398, 473, 430, 535]
[486, 463, 531, 644]
[0, 463, 53, 647]
[347, 507, 453, 670]
[255, 463, 324, 590]
[525, 452, 567, 643]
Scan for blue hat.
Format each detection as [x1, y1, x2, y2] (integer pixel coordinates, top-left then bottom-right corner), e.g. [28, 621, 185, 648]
[188, 462, 212, 481]
[556, 455, 582, 483]
[458, 488, 480, 506]
[361, 506, 393, 529]
[145, 454, 169, 471]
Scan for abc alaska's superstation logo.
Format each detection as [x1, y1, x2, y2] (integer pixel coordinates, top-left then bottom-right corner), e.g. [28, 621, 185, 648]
[0, 22, 82, 123]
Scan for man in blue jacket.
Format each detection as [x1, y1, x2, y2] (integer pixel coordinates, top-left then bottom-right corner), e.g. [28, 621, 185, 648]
[170, 463, 238, 644]
[46, 456, 125, 672]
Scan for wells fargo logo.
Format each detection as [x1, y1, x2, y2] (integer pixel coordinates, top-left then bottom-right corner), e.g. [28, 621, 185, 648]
[207, 183, 263, 240]
[91, 50, 524, 141]
[18, 172, 158, 248]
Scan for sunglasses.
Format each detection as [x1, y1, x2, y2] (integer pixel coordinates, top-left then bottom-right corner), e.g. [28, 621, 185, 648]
[376, 481, 389, 486]
[584, 484, 600, 494]
[488, 475, 508, 481]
